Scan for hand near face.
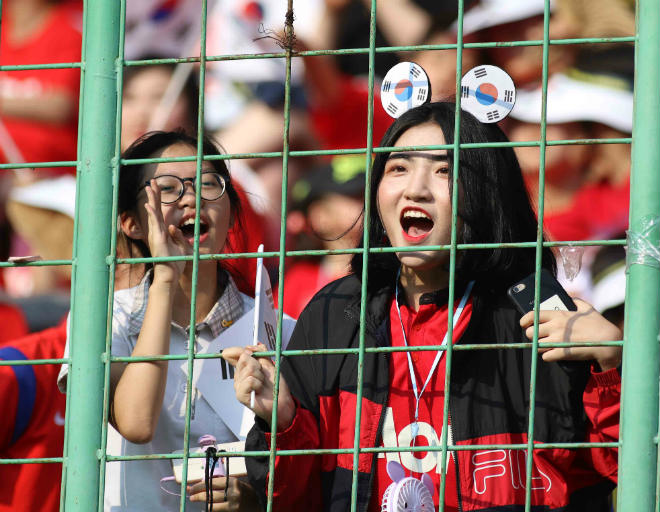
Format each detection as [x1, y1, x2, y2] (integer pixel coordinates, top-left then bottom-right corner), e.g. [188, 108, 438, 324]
[144, 178, 189, 282]
[520, 298, 623, 371]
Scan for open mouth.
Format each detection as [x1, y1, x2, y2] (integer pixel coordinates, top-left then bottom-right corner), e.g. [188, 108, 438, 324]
[400, 208, 434, 239]
[178, 217, 209, 239]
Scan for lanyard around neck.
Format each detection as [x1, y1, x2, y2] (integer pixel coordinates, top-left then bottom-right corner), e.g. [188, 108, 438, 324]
[394, 269, 474, 438]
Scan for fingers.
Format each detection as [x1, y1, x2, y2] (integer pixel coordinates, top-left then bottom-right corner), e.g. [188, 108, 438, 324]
[221, 347, 243, 366]
[222, 344, 266, 366]
[520, 309, 562, 329]
[144, 180, 163, 223]
[233, 347, 274, 405]
[188, 475, 230, 494]
[188, 477, 240, 509]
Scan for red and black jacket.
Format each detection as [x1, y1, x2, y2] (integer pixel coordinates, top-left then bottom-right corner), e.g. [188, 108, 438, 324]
[245, 275, 619, 511]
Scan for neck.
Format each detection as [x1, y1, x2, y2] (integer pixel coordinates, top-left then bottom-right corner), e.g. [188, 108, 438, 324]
[399, 265, 449, 311]
[172, 261, 222, 326]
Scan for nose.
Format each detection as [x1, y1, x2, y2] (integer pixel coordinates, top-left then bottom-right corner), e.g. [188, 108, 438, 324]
[403, 167, 432, 202]
[177, 180, 198, 206]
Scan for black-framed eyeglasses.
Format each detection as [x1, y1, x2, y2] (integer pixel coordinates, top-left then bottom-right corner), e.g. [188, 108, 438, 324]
[142, 173, 226, 204]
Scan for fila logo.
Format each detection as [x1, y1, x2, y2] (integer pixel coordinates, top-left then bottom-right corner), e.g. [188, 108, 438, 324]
[377, 407, 453, 475]
[471, 449, 552, 495]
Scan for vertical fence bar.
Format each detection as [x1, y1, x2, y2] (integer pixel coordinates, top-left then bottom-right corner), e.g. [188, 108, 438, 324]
[617, 0, 660, 509]
[349, 0, 377, 509]
[267, 0, 295, 509]
[63, 0, 120, 509]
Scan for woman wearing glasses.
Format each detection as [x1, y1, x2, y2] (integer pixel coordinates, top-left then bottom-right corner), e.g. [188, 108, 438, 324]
[64, 131, 261, 510]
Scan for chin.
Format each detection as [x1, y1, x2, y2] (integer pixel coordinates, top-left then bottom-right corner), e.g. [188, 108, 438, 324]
[397, 251, 449, 272]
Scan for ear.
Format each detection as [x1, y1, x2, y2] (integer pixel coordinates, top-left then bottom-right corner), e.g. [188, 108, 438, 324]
[119, 211, 145, 241]
[386, 460, 405, 483]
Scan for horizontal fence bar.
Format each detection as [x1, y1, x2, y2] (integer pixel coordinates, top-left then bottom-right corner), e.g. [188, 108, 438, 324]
[104, 441, 621, 463]
[0, 457, 65, 465]
[118, 138, 632, 165]
[1, 137, 629, 173]
[0, 161, 78, 170]
[113, 238, 626, 264]
[0, 358, 70, 366]
[0, 62, 83, 71]
[106, 340, 623, 364]
[0, 237, 624, 268]
[122, 35, 636, 67]
[0, 260, 73, 268]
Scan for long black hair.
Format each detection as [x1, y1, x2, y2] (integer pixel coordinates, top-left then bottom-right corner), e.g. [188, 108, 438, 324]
[118, 130, 242, 278]
[351, 101, 555, 293]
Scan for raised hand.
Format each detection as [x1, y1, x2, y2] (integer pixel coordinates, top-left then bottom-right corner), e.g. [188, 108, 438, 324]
[222, 344, 296, 432]
[520, 298, 623, 371]
[144, 178, 189, 282]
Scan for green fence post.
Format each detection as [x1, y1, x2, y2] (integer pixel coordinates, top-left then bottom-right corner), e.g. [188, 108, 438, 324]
[63, 0, 120, 509]
[617, 0, 660, 509]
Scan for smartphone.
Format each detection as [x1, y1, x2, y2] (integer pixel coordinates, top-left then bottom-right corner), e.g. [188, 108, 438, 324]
[507, 268, 577, 315]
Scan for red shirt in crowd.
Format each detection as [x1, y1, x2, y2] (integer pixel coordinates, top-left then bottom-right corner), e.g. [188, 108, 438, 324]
[543, 180, 630, 242]
[0, 2, 82, 175]
[0, 322, 67, 512]
[0, 303, 28, 344]
[309, 75, 392, 151]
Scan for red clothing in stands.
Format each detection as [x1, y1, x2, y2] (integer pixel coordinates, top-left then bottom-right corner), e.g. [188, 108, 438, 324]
[0, 2, 82, 175]
[0, 323, 67, 512]
[280, 261, 333, 319]
[0, 303, 28, 344]
[368, 294, 472, 512]
[310, 76, 391, 151]
[544, 180, 630, 241]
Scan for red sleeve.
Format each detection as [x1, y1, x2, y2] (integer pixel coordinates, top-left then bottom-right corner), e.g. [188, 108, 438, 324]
[0, 366, 19, 451]
[263, 404, 323, 510]
[573, 367, 621, 485]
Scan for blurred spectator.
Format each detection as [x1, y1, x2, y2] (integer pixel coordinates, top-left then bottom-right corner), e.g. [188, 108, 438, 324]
[0, 0, 81, 175]
[280, 155, 365, 317]
[509, 72, 632, 242]
[0, 321, 67, 512]
[0, 0, 82, 296]
[308, 0, 473, 79]
[124, 0, 202, 60]
[551, 0, 635, 85]
[121, 61, 198, 152]
[459, 0, 551, 87]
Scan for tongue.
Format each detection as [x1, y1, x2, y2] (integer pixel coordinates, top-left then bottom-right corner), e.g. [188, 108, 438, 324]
[406, 219, 433, 237]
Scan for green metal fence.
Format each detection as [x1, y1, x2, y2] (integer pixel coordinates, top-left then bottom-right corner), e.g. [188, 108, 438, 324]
[0, 0, 658, 511]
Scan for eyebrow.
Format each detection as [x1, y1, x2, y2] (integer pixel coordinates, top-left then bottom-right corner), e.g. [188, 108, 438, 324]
[387, 152, 449, 162]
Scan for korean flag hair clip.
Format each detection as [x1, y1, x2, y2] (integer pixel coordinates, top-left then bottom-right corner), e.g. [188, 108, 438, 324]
[380, 62, 431, 119]
[380, 61, 516, 123]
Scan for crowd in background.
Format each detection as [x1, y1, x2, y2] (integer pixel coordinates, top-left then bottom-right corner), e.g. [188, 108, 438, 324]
[0, 0, 634, 510]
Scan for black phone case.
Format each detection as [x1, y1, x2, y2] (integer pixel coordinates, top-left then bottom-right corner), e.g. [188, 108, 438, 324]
[507, 268, 577, 315]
